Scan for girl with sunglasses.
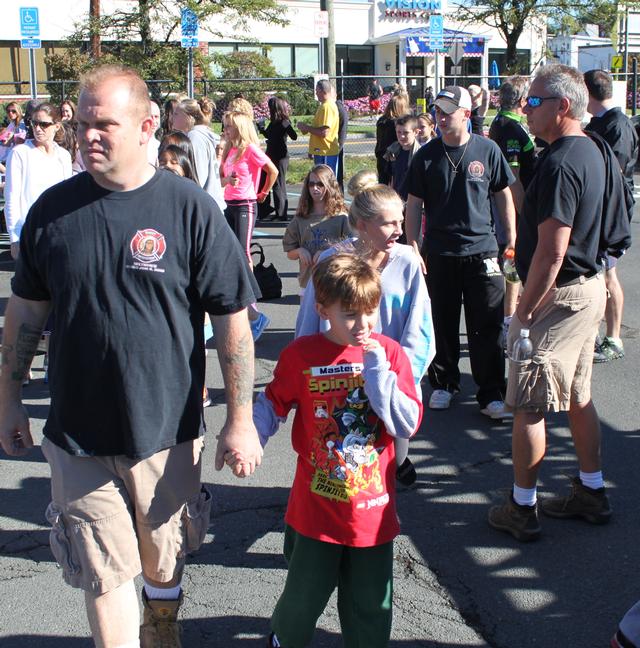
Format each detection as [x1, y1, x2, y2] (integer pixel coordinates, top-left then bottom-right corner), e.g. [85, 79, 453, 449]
[5, 103, 72, 260]
[282, 164, 350, 289]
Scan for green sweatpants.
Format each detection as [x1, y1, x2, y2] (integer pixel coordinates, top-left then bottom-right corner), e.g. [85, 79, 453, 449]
[271, 525, 394, 648]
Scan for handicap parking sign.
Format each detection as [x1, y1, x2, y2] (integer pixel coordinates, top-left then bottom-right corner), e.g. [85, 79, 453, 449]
[20, 7, 40, 37]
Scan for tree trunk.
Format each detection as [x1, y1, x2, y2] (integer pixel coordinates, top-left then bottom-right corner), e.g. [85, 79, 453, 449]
[139, 0, 151, 55]
[90, 0, 101, 59]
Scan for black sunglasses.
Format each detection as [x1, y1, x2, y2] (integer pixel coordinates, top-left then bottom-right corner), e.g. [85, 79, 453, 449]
[32, 120, 55, 129]
[308, 180, 324, 188]
[526, 96, 561, 108]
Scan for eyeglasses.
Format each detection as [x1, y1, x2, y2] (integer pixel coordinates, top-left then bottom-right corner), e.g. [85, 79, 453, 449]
[308, 180, 324, 188]
[525, 96, 561, 108]
[32, 120, 55, 129]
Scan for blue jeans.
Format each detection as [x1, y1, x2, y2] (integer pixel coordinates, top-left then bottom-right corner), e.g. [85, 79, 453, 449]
[313, 154, 339, 176]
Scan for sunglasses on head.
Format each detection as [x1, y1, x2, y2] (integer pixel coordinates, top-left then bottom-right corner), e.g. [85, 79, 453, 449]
[526, 96, 560, 108]
[32, 120, 55, 129]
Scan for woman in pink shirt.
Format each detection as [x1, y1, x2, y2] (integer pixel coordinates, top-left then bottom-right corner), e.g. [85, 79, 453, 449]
[221, 110, 278, 260]
[221, 109, 279, 340]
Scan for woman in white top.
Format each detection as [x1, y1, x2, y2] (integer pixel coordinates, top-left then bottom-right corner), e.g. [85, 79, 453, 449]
[171, 97, 226, 213]
[5, 103, 72, 259]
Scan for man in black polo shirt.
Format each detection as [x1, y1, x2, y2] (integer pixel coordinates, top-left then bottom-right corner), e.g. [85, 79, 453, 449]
[406, 85, 516, 420]
[489, 64, 610, 542]
[584, 69, 638, 363]
[489, 75, 537, 337]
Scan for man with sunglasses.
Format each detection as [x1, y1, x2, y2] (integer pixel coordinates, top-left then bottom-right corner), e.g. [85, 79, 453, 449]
[584, 69, 637, 364]
[405, 85, 516, 421]
[489, 64, 610, 542]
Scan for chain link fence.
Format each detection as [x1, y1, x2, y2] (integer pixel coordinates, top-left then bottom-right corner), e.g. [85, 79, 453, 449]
[3, 71, 640, 163]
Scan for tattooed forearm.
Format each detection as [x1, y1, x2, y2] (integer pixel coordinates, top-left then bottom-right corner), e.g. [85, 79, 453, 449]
[11, 323, 41, 382]
[220, 331, 254, 407]
[1, 344, 15, 368]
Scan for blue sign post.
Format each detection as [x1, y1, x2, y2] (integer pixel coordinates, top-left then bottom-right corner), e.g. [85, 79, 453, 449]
[19, 7, 40, 99]
[181, 8, 199, 98]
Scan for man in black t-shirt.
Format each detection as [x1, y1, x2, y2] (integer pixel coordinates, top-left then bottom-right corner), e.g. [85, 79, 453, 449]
[406, 85, 516, 420]
[0, 65, 262, 647]
[489, 75, 537, 334]
[584, 69, 637, 363]
[489, 64, 610, 543]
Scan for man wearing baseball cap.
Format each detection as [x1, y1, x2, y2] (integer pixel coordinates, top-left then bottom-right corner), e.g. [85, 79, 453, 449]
[406, 86, 516, 420]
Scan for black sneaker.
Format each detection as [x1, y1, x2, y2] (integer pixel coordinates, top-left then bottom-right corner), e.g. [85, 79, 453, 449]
[539, 476, 611, 524]
[396, 457, 417, 486]
[488, 492, 541, 542]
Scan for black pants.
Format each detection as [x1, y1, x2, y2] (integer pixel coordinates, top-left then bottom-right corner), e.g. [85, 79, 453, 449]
[258, 156, 289, 220]
[425, 253, 506, 407]
[224, 200, 256, 263]
[337, 148, 345, 193]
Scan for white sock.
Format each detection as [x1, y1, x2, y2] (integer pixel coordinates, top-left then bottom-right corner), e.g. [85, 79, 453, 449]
[114, 642, 140, 648]
[606, 336, 623, 346]
[143, 580, 182, 601]
[513, 484, 537, 507]
[579, 470, 604, 490]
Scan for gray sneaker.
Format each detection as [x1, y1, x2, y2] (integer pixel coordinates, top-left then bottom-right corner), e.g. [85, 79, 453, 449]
[539, 476, 611, 524]
[594, 337, 625, 363]
[488, 492, 541, 542]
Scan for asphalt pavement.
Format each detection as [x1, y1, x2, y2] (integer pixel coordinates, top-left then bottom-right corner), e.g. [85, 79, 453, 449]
[1, 185, 639, 647]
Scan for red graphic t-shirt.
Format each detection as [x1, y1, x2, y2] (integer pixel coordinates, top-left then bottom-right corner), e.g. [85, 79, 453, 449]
[265, 333, 420, 547]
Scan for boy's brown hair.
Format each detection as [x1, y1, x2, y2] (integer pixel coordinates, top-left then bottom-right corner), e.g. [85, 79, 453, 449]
[313, 254, 381, 312]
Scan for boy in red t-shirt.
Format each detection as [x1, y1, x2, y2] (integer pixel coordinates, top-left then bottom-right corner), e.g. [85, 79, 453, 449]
[253, 254, 423, 648]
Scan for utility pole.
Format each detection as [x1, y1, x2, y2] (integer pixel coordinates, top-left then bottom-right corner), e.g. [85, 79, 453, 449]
[90, 0, 101, 59]
[320, 0, 336, 78]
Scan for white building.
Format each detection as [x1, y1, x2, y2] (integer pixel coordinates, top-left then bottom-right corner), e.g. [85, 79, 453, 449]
[0, 0, 546, 95]
[548, 26, 616, 72]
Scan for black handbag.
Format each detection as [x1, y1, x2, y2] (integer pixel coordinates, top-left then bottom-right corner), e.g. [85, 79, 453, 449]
[251, 242, 282, 301]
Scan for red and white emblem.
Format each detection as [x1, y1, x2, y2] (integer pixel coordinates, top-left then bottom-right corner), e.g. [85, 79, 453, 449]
[130, 228, 166, 264]
[467, 160, 485, 179]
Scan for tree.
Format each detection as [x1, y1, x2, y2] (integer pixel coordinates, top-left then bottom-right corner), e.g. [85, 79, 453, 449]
[452, 0, 618, 73]
[45, 0, 288, 100]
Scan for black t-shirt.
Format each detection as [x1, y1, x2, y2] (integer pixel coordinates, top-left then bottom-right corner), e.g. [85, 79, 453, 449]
[13, 169, 259, 459]
[470, 108, 485, 136]
[391, 147, 410, 200]
[516, 136, 605, 284]
[375, 117, 398, 158]
[407, 134, 514, 256]
[585, 107, 638, 195]
[262, 119, 297, 160]
[489, 110, 537, 190]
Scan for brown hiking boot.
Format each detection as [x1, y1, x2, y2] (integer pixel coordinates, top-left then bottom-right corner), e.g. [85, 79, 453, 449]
[488, 492, 541, 542]
[539, 476, 611, 524]
[140, 590, 183, 648]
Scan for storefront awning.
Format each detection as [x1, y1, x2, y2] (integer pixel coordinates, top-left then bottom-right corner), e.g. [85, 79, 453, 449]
[370, 26, 484, 57]
[406, 29, 485, 57]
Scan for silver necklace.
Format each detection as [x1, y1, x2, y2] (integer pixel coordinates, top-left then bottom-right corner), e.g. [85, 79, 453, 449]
[442, 139, 469, 175]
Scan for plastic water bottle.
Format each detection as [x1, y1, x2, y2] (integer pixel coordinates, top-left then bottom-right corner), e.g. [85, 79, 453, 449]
[511, 328, 533, 361]
[503, 248, 520, 283]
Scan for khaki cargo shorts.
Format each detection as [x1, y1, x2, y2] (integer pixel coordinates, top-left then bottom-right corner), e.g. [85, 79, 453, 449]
[41, 436, 212, 595]
[505, 274, 606, 413]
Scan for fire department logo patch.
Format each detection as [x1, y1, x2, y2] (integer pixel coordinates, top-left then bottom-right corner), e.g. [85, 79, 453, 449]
[467, 160, 485, 179]
[130, 229, 166, 264]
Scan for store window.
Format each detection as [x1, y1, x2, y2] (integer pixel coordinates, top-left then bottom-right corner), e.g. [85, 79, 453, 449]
[268, 46, 293, 76]
[295, 45, 319, 75]
[335, 45, 373, 75]
[209, 44, 235, 76]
